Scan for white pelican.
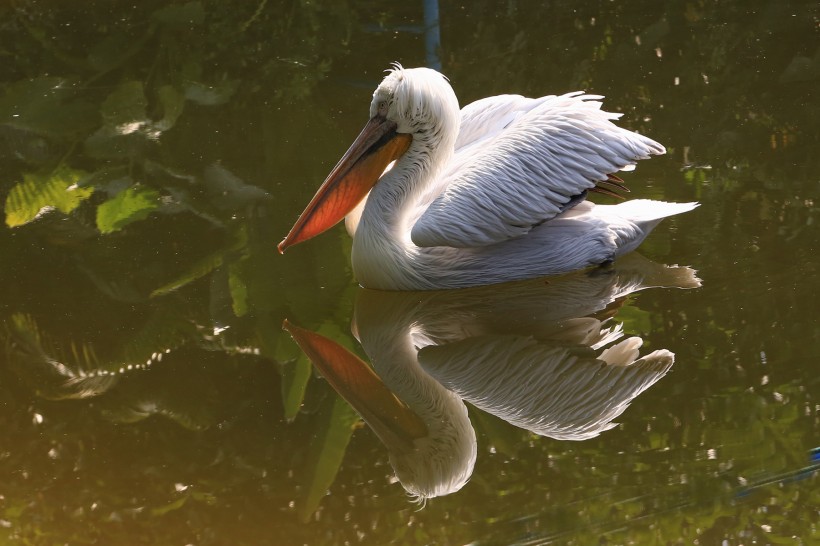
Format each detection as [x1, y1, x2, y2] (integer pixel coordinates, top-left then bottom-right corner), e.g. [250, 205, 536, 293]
[279, 64, 698, 290]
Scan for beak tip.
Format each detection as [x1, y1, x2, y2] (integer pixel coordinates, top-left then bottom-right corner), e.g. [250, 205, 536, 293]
[277, 239, 288, 254]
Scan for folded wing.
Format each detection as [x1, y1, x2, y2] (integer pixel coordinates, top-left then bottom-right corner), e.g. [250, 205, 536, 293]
[411, 93, 666, 248]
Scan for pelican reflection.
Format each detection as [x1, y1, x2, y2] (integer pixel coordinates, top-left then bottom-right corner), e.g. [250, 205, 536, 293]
[285, 254, 700, 500]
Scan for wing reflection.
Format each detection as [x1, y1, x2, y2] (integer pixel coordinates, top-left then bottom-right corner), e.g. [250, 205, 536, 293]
[287, 254, 700, 500]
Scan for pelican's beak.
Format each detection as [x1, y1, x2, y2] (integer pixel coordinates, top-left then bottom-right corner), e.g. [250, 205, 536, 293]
[282, 320, 427, 452]
[278, 115, 412, 253]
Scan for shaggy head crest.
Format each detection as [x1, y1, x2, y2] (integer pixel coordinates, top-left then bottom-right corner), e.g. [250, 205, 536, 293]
[370, 64, 460, 138]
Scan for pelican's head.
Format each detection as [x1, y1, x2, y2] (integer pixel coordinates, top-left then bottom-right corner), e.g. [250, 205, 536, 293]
[370, 64, 460, 141]
[278, 65, 459, 253]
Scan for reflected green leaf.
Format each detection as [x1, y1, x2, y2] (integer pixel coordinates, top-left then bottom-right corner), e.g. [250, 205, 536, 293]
[96, 186, 160, 234]
[84, 125, 150, 159]
[469, 405, 522, 458]
[155, 85, 186, 131]
[87, 31, 153, 73]
[613, 301, 653, 334]
[150, 250, 225, 298]
[779, 53, 820, 84]
[184, 80, 239, 106]
[202, 164, 272, 211]
[150, 225, 247, 297]
[299, 394, 359, 522]
[77, 165, 131, 190]
[281, 353, 312, 422]
[190, 490, 217, 505]
[101, 80, 147, 128]
[150, 495, 188, 516]
[5, 166, 92, 227]
[228, 260, 249, 317]
[0, 77, 96, 138]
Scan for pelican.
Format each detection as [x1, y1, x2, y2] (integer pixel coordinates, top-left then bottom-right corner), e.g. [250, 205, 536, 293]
[279, 64, 698, 290]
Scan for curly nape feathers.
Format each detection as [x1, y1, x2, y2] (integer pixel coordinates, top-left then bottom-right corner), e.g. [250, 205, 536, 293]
[375, 64, 460, 142]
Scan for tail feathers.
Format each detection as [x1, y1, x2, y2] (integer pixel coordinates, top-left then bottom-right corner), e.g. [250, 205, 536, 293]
[613, 199, 699, 223]
[605, 199, 698, 258]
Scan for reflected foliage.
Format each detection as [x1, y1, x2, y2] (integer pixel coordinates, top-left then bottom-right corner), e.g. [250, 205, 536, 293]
[443, 0, 817, 176]
[0, 1, 364, 542]
[0, 0, 817, 544]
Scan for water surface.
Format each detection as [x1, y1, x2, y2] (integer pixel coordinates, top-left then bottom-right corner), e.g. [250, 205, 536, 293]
[0, 1, 817, 544]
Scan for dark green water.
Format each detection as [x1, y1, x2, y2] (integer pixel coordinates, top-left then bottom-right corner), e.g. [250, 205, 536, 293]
[0, 1, 817, 544]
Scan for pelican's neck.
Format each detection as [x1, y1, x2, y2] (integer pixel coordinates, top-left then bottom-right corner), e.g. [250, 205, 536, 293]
[375, 129, 454, 229]
[352, 122, 458, 289]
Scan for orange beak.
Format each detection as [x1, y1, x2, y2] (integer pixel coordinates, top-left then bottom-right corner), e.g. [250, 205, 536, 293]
[278, 115, 412, 253]
[282, 319, 427, 452]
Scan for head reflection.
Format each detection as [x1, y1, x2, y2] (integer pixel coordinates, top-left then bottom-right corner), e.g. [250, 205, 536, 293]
[287, 254, 700, 500]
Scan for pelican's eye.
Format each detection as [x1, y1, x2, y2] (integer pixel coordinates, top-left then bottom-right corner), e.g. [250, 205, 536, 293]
[377, 100, 388, 117]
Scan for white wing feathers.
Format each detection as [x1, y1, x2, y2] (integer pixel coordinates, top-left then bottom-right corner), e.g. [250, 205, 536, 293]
[411, 93, 666, 248]
[454, 94, 551, 151]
